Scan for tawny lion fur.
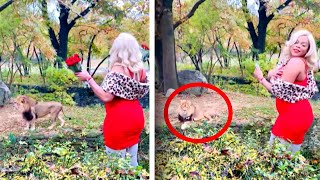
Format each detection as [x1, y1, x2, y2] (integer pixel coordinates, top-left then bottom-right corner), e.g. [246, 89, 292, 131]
[15, 95, 65, 130]
[178, 99, 217, 130]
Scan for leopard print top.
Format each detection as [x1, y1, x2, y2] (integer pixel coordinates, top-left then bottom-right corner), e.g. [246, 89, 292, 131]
[271, 60, 318, 103]
[101, 71, 149, 100]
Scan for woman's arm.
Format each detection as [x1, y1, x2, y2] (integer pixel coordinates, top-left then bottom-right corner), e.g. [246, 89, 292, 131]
[267, 67, 284, 80]
[75, 71, 114, 103]
[140, 68, 147, 82]
[253, 57, 304, 91]
[254, 67, 272, 91]
[87, 77, 114, 103]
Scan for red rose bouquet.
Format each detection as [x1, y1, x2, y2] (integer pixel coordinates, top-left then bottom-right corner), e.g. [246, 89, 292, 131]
[141, 43, 149, 50]
[66, 54, 82, 72]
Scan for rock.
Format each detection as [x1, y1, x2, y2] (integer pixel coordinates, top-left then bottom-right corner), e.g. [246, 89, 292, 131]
[0, 81, 11, 106]
[177, 70, 208, 96]
[165, 88, 175, 97]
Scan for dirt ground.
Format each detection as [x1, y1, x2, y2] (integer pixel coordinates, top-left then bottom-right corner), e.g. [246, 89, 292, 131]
[0, 102, 63, 138]
[0, 103, 25, 135]
[155, 90, 277, 128]
[1, 91, 319, 137]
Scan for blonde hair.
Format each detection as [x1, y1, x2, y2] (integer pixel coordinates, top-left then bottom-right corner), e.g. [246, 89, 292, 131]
[279, 29, 318, 70]
[109, 33, 143, 79]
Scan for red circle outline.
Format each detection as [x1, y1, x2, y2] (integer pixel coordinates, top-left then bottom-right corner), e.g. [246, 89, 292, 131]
[164, 82, 233, 143]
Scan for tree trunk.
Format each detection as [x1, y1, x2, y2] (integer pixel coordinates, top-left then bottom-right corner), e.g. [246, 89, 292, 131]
[155, 36, 164, 91]
[257, 1, 268, 55]
[191, 56, 200, 71]
[0, 0, 13, 12]
[55, 3, 70, 68]
[34, 47, 45, 84]
[87, 34, 97, 72]
[155, 0, 207, 92]
[57, 29, 69, 68]
[244, 0, 292, 60]
[42, 0, 97, 69]
[234, 42, 244, 77]
[161, 2, 178, 92]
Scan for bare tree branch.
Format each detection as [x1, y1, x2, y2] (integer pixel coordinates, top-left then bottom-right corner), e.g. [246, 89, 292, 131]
[0, 0, 13, 12]
[173, 0, 206, 30]
[48, 27, 59, 51]
[267, 0, 293, 22]
[41, 0, 59, 51]
[68, 1, 99, 29]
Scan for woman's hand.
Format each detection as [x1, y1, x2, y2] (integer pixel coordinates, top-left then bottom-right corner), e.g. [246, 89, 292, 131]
[253, 67, 264, 81]
[75, 71, 114, 102]
[268, 67, 284, 79]
[75, 71, 92, 81]
[254, 66, 273, 91]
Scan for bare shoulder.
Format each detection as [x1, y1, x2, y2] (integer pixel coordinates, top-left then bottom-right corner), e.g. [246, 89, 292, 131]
[287, 57, 306, 66]
[286, 57, 306, 71]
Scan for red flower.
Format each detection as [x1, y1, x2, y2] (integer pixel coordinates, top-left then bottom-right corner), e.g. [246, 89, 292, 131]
[141, 44, 149, 50]
[65, 54, 82, 72]
[66, 54, 81, 66]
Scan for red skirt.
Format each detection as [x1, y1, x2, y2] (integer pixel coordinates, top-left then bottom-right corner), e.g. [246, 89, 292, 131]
[103, 98, 145, 150]
[272, 98, 313, 144]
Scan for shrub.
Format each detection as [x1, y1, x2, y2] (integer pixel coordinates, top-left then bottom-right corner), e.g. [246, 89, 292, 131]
[0, 134, 149, 179]
[155, 124, 319, 179]
[41, 67, 79, 105]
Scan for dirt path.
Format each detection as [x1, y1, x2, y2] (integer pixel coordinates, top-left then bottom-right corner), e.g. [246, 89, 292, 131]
[0, 103, 65, 138]
[0, 103, 24, 135]
[1, 91, 319, 138]
[155, 91, 276, 128]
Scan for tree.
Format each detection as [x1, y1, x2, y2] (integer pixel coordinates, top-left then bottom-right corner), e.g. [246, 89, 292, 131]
[155, 0, 206, 92]
[176, 0, 218, 71]
[240, 0, 293, 59]
[41, 0, 99, 68]
[69, 24, 118, 71]
[67, 0, 147, 72]
[0, 3, 22, 86]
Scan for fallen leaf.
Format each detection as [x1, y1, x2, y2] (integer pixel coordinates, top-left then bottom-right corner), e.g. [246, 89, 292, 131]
[221, 149, 230, 156]
[244, 159, 253, 166]
[190, 171, 200, 177]
[105, 167, 111, 173]
[71, 167, 80, 175]
[204, 146, 213, 153]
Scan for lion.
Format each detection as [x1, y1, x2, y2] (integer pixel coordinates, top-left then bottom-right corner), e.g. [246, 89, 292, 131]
[177, 99, 218, 130]
[15, 95, 65, 130]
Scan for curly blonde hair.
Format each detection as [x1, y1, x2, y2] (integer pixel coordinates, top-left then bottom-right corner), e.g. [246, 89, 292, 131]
[108, 33, 143, 78]
[279, 29, 318, 70]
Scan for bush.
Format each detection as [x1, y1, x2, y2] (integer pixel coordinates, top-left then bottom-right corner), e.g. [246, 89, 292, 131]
[155, 124, 320, 179]
[45, 67, 78, 87]
[0, 133, 149, 179]
[42, 67, 79, 105]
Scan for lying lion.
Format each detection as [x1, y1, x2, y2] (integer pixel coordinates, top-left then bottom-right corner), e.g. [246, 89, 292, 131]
[177, 99, 218, 130]
[15, 95, 65, 130]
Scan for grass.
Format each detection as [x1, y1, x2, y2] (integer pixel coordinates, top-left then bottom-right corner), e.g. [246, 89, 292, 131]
[63, 105, 105, 130]
[0, 104, 150, 178]
[155, 100, 320, 179]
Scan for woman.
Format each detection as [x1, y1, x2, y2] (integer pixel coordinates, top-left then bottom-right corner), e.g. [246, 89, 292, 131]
[253, 29, 318, 153]
[75, 33, 149, 166]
